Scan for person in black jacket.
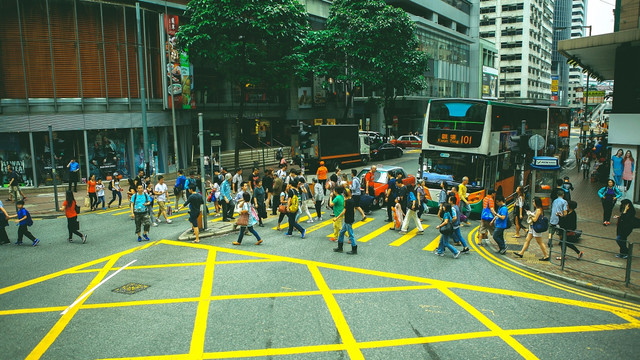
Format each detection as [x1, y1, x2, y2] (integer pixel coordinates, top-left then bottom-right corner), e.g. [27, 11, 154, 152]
[614, 199, 636, 259]
[557, 201, 583, 260]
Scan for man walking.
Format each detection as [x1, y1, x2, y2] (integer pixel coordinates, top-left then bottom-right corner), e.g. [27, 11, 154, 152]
[232, 169, 243, 194]
[177, 184, 204, 243]
[130, 184, 151, 242]
[458, 176, 472, 225]
[548, 189, 568, 248]
[67, 158, 80, 192]
[174, 170, 187, 208]
[221, 173, 234, 221]
[329, 186, 344, 241]
[272, 174, 283, 216]
[154, 175, 172, 224]
[350, 169, 367, 221]
[491, 195, 508, 254]
[316, 161, 328, 195]
[333, 189, 358, 255]
[385, 172, 398, 222]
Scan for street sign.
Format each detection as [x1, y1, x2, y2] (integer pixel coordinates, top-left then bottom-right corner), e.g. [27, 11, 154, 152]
[528, 134, 545, 151]
[211, 140, 222, 147]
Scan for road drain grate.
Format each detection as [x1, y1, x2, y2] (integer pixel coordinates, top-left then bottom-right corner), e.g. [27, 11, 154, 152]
[112, 283, 150, 295]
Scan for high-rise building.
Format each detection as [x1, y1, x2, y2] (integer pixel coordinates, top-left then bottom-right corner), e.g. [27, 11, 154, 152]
[552, 0, 571, 106]
[567, 0, 588, 108]
[479, 0, 555, 104]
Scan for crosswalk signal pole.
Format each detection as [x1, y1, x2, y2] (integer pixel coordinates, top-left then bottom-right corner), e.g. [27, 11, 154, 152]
[199, 113, 207, 230]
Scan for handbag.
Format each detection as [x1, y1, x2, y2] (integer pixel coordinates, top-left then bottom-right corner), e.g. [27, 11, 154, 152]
[83, 196, 90, 208]
[236, 212, 249, 226]
[481, 201, 494, 221]
[532, 215, 549, 233]
[439, 221, 453, 235]
[278, 204, 288, 214]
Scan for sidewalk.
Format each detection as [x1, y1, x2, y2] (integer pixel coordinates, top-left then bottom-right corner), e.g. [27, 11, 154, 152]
[487, 162, 640, 299]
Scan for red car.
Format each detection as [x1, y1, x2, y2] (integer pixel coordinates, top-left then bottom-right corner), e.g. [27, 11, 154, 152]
[357, 165, 416, 208]
[390, 135, 422, 148]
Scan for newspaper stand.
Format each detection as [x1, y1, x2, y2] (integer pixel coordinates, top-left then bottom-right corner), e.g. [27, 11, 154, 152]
[530, 156, 561, 209]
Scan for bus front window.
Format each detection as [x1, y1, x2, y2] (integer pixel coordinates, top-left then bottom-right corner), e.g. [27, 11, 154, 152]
[422, 153, 483, 189]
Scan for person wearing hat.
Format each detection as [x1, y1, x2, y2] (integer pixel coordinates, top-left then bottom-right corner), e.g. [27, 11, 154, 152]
[316, 161, 328, 195]
[108, 172, 123, 208]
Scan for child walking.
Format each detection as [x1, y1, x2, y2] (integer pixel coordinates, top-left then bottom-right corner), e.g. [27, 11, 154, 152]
[14, 200, 39, 246]
[96, 179, 106, 210]
[391, 198, 404, 231]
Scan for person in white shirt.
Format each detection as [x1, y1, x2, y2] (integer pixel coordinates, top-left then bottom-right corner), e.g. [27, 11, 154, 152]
[96, 179, 106, 210]
[232, 169, 243, 193]
[154, 175, 172, 224]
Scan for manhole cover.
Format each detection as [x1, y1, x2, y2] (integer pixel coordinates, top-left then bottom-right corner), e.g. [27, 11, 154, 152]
[112, 282, 150, 295]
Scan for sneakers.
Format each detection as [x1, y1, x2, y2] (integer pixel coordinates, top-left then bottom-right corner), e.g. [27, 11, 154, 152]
[68, 238, 73, 243]
[399, 231, 407, 235]
[577, 251, 584, 260]
[255, 239, 263, 245]
[143, 234, 150, 241]
[156, 218, 162, 223]
[329, 237, 337, 242]
[137, 236, 142, 242]
[301, 229, 307, 239]
[82, 234, 87, 244]
[32, 239, 40, 247]
[499, 247, 507, 255]
[232, 241, 241, 246]
[15, 242, 23, 246]
[462, 247, 471, 254]
[615, 253, 628, 259]
[454, 251, 460, 259]
[166, 219, 173, 224]
[152, 222, 159, 227]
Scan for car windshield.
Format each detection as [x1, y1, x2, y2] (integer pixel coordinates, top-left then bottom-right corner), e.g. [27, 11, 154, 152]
[357, 169, 389, 184]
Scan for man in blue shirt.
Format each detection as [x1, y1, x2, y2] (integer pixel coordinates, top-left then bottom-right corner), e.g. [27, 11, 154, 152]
[548, 189, 568, 247]
[67, 158, 80, 192]
[491, 195, 508, 254]
[174, 170, 187, 209]
[130, 184, 151, 242]
[220, 173, 234, 221]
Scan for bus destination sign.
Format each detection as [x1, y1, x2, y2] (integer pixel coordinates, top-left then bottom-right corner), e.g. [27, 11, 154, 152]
[435, 132, 474, 146]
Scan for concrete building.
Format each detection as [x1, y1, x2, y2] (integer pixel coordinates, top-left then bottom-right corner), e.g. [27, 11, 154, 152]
[479, 0, 555, 104]
[567, 0, 588, 108]
[552, 0, 572, 106]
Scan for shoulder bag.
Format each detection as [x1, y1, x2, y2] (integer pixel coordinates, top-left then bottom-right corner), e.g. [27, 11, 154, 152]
[439, 220, 453, 235]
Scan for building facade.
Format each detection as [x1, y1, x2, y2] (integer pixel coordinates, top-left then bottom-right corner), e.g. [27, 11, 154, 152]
[567, 0, 588, 108]
[552, 0, 572, 106]
[479, 0, 555, 104]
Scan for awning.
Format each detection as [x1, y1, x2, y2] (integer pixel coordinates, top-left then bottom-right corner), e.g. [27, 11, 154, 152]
[558, 28, 640, 81]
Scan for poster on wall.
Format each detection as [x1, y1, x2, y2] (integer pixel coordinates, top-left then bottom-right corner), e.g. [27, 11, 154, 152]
[165, 14, 194, 110]
[312, 76, 327, 107]
[297, 87, 312, 109]
[482, 66, 498, 99]
[87, 130, 130, 180]
[610, 146, 637, 201]
[551, 75, 559, 102]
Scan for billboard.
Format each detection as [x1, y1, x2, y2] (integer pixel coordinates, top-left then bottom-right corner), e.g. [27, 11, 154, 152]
[481, 66, 498, 99]
[551, 75, 559, 102]
[165, 15, 194, 110]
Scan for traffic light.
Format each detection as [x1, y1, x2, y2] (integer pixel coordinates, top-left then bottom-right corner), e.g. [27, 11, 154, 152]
[299, 124, 314, 149]
[510, 134, 530, 153]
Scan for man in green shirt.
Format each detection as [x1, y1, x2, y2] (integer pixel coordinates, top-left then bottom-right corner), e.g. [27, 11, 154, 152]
[329, 186, 344, 241]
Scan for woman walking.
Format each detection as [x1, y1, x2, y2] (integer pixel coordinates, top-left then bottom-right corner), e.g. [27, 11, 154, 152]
[598, 179, 622, 225]
[87, 175, 97, 211]
[556, 200, 583, 260]
[513, 186, 526, 238]
[581, 152, 592, 180]
[622, 150, 635, 192]
[276, 183, 290, 231]
[435, 203, 460, 258]
[60, 191, 86, 243]
[513, 197, 550, 261]
[145, 177, 158, 226]
[232, 192, 263, 246]
[613, 199, 635, 259]
[416, 180, 428, 219]
[108, 172, 122, 208]
[400, 184, 424, 234]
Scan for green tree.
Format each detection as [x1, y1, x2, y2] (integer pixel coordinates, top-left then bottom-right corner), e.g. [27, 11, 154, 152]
[306, 0, 429, 124]
[178, 0, 309, 169]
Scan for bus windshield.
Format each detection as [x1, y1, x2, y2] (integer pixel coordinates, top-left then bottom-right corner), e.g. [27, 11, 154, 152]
[427, 100, 487, 148]
[422, 152, 484, 190]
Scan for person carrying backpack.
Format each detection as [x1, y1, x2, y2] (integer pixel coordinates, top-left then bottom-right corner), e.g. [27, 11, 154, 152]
[14, 200, 39, 246]
[286, 180, 306, 238]
[174, 170, 187, 208]
[130, 184, 152, 242]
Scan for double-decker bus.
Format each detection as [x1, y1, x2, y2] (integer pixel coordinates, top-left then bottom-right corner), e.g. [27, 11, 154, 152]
[419, 99, 570, 216]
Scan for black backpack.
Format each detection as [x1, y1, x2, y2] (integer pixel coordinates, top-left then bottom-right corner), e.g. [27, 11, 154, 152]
[108, 180, 113, 191]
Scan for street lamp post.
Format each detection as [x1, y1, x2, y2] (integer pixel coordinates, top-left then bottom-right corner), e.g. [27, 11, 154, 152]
[581, 26, 592, 148]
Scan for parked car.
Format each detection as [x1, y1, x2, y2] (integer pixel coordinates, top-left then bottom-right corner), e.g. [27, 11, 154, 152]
[356, 165, 416, 208]
[371, 143, 403, 161]
[390, 135, 422, 148]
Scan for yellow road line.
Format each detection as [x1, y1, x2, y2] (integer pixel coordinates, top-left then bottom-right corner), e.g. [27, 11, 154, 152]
[302, 218, 334, 234]
[439, 287, 539, 359]
[358, 223, 392, 243]
[189, 250, 217, 358]
[271, 213, 322, 230]
[468, 228, 640, 313]
[389, 225, 430, 247]
[423, 235, 440, 251]
[325, 217, 374, 237]
[27, 256, 120, 360]
[308, 265, 364, 359]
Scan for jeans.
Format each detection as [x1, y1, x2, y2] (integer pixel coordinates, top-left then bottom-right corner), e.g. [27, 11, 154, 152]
[338, 222, 356, 246]
[616, 235, 629, 255]
[237, 225, 261, 243]
[453, 227, 469, 248]
[97, 195, 105, 209]
[438, 233, 459, 255]
[286, 212, 304, 235]
[460, 200, 471, 217]
[493, 227, 506, 251]
[89, 192, 98, 209]
[108, 190, 122, 207]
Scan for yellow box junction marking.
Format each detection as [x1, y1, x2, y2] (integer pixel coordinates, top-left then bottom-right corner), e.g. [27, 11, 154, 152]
[358, 223, 392, 243]
[389, 225, 430, 247]
[423, 235, 441, 251]
[2, 239, 640, 359]
[325, 216, 374, 237]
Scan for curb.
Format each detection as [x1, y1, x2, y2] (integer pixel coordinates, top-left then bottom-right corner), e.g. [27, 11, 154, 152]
[483, 240, 640, 303]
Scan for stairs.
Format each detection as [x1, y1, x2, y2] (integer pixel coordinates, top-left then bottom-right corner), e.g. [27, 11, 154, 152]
[188, 146, 291, 173]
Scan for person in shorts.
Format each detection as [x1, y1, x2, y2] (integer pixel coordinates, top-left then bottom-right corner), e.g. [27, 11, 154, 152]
[178, 184, 204, 243]
[130, 184, 151, 242]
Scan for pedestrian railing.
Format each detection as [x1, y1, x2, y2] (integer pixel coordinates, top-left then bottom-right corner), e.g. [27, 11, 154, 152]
[549, 228, 638, 288]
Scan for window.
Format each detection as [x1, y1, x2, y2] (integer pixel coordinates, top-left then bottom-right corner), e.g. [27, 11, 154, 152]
[427, 100, 487, 148]
[480, 6, 496, 14]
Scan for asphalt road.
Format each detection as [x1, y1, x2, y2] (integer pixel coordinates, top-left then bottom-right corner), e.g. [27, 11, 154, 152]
[1, 150, 639, 360]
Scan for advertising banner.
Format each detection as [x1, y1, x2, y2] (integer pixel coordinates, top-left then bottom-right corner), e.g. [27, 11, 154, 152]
[165, 15, 194, 110]
[481, 66, 498, 99]
[297, 87, 312, 109]
[551, 75, 558, 101]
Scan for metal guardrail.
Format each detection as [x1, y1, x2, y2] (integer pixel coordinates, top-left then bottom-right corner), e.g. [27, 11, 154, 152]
[550, 228, 637, 287]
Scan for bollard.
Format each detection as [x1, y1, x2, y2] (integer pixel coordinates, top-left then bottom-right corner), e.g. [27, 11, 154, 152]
[625, 242, 633, 287]
[560, 229, 567, 271]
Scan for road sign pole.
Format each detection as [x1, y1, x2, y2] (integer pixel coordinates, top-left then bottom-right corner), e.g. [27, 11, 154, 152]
[49, 126, 60, 212]
[199, 113, 207, 230]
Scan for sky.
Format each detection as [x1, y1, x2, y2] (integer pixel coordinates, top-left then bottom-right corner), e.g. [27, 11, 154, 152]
[586, 0, 616, 35]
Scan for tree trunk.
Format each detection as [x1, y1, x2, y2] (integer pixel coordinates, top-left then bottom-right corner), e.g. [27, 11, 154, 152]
[235, 83, 246, 170]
